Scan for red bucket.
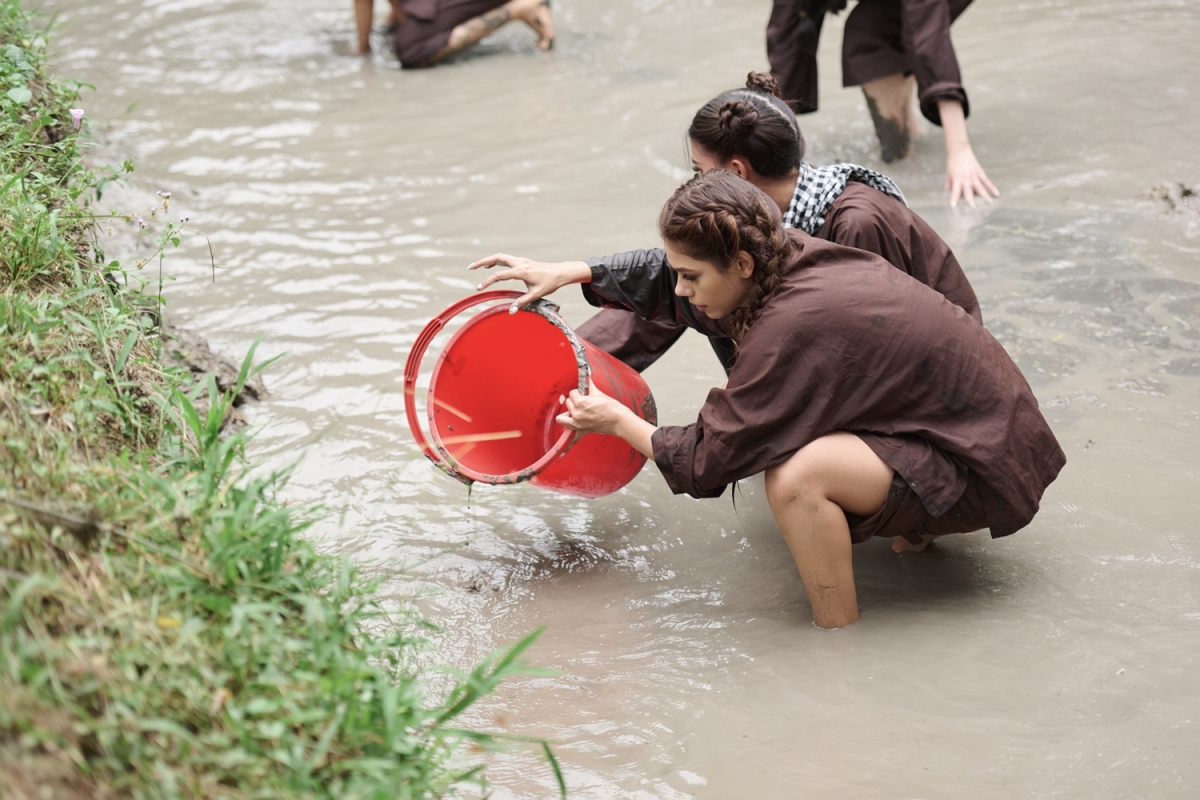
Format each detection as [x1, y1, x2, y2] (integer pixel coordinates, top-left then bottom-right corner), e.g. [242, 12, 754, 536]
[404, 290, 658, 498]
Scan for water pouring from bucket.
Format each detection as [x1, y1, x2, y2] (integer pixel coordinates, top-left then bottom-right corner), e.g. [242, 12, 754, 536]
[404, 290, 658, 498]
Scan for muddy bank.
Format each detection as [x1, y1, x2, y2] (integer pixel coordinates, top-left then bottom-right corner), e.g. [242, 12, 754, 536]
[163, 322, 267, 429]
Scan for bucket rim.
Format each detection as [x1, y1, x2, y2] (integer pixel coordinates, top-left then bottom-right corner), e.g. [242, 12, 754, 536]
[427, 299, 590, 486]
[404, 290, 526, 485]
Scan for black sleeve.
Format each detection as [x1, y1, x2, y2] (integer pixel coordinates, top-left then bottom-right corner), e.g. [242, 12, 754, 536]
[580, 249, 717, 334]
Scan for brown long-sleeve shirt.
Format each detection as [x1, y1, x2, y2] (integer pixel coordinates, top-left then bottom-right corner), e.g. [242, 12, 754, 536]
[585, 229, 1065, 538]
[816, 182, 980, 321]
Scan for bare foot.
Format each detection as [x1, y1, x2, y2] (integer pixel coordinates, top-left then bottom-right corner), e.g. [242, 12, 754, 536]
[513, 0, 555, 50]
[891, 533, 939, 553]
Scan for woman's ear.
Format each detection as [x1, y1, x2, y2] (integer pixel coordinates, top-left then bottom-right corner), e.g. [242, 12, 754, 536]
[726, 157, 751, 180]
[733, 250, 755, 278]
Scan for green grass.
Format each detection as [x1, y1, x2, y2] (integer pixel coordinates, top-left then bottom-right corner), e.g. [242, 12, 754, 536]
[0, 3, 563, 797]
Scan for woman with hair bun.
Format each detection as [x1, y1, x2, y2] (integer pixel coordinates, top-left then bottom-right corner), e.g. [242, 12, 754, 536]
[474, 171, 1065, 630]
[471, 72, 979, 376]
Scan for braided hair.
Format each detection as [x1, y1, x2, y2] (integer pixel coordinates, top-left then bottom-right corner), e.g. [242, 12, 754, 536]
[688, 72, 804, 178]
[658, 170, 794, 344]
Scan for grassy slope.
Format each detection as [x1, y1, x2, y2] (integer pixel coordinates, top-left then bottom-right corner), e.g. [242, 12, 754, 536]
[0, 4, 558, 798]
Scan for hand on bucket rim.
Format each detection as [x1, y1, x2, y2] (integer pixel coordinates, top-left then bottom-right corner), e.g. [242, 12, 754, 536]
[468, 253, 593, 314]
[556, 380, 656, 459]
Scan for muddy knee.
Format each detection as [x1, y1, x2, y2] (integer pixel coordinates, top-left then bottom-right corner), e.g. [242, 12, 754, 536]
[764, 451, 825, 511]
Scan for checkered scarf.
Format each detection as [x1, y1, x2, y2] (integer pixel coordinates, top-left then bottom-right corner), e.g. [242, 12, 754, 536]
[781, 162, 907, 234]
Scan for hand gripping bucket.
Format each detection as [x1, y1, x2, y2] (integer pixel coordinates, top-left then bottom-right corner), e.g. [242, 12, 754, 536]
[404, 290, 658, 498]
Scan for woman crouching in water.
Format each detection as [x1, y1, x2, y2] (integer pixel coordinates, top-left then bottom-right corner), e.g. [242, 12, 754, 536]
[481, 171, 1065, 629]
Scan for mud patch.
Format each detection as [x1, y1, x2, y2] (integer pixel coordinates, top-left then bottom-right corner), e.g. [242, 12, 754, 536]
[863, 92, 911, 163]
[1143, 181, 1199, 213]
[1143, 182, 1200, 238]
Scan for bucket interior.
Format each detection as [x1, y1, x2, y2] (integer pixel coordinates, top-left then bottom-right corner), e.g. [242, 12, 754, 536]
[428, 308, 580, 478]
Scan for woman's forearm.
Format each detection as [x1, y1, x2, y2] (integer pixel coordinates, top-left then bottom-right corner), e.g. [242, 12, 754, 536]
[614, 407, 657, 459]
[558, 390, 658, 458]
[938, 98, 970, 159]
[555, 260, 594, 286]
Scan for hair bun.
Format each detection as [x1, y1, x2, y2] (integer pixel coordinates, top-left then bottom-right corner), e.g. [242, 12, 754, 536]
[745, 71, 783, 99]
[717, 100, 760, 139]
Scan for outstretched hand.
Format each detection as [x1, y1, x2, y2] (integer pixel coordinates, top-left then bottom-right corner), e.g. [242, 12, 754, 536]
[945, 147, 999, 208]
[937, 97, 1000, 209]
[468, 254, 592, 313]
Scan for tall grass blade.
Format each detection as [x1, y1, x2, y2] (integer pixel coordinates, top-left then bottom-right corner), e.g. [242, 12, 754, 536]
[113, 327, 138, 374]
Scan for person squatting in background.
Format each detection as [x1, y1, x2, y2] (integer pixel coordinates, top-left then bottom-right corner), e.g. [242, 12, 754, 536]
[472, 171, 1064, 629]
[354, 0, 552, 66]
[767, 0, 998, 207]
[474, 72, 980, 377]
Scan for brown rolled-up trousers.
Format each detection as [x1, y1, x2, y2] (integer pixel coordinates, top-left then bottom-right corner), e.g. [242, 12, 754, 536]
[394, 0, 508, 67]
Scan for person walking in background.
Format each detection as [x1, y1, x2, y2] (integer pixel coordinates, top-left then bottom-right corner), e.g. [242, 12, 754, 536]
[354, 0, 553, 66]
[767, 0, 998, 207]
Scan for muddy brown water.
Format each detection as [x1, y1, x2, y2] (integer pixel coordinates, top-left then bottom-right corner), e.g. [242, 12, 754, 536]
[49, 0, 1200, 796]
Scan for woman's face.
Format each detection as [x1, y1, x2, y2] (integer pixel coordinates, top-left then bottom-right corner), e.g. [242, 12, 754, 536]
[688, 140, 726, 175]
[665, 244, 756, 319]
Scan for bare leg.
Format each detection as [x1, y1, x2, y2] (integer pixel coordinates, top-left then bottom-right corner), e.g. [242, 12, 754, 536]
[861, 73, 919, 163]
[354, 0, 373, 54]
[522, 0, 555, 51]
[426, 0, 554, 64]
[763, 432, 893, 629]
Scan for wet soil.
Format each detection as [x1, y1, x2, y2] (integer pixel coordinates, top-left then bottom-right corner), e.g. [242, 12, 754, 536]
[164, 322, 267, 430]
[48, 0, 1200, 796]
